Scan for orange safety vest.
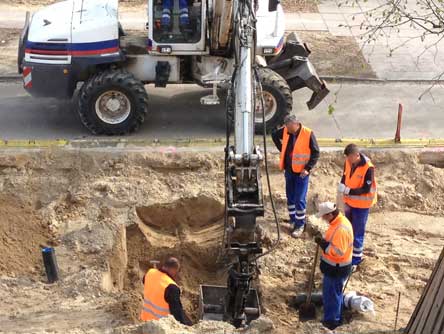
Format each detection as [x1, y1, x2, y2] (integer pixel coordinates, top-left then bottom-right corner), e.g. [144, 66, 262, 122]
[279, 126, 312, 173]
[343, 155, 377, 209]
[140, 268, 178, 321]
[321, 213, 354, 267]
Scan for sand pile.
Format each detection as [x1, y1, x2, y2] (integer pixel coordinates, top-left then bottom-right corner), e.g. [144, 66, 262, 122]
[0, 148, 442, 334]
[0, 194, 52, 277]
[138, 315, 274, 334]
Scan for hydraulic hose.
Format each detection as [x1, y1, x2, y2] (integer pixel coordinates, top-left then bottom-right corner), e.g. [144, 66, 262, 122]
[252, 66, 281, 262]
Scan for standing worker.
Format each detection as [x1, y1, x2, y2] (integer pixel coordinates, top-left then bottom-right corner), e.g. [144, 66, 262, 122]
[272, 115, 320, 238]
[337, 144, 377, 269]
[140, 257, 192, 326]
[314, 202, 353, 332]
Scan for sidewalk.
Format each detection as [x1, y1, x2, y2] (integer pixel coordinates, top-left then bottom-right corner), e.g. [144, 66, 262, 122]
[287, 0, 444, 81]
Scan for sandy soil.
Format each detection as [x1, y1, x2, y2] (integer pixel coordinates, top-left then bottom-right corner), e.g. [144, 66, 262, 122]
[0, 148, 442, 334]
[297, 31, 376, 78]
[0, 29, 20, 76]
[0, 194, 52, 276]
[282, 0, 319, 13]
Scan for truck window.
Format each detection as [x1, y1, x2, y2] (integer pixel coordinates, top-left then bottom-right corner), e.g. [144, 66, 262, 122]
[153, 0, 202, 44]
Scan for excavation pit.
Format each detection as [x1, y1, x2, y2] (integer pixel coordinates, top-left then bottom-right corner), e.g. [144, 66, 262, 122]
[119, 196, 227, 322]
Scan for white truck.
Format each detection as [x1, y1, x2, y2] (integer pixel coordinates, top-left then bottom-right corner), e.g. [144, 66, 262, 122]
[18, 0, 328, 135]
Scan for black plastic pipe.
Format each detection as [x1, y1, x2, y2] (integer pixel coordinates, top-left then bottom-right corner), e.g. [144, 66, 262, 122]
[42, 247, 59, 283]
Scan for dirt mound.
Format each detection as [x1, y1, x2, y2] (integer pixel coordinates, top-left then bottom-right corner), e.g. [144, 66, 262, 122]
[360, 151, 444, 214]
[139, 315, 274, 334]
[0, 195, 51, 277]
[136, 195, 224, 231]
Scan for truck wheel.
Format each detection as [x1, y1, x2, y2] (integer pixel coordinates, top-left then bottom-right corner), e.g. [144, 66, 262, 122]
[78, 70, 148, 135]
[255, 68, 292, 134]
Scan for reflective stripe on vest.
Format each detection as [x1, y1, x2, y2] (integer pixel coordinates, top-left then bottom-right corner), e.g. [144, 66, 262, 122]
[279, 126, 312, 173]
[345, 188, 377, 201]
[343, 155, 377, 209]
[140, 269, 178, 321]
[142, 305, 168, 320]
[321, 214, 353, 267]
[143, 298, 170, 313]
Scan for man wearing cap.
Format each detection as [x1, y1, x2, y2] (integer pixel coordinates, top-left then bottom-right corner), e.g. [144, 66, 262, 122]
[315, 202, 353, 332]
[337, 143, 377, 269]
[272, 115, 320, 238]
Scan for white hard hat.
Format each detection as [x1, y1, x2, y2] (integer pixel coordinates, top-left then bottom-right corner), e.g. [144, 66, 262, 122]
[316, 202, 337, 218]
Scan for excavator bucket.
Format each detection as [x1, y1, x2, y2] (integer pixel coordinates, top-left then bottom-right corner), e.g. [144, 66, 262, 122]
[267, 32, 329, 110]
[199, 285, 261, 323]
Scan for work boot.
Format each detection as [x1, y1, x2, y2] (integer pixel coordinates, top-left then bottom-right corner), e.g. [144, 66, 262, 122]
[291, 226, 304, 238]
[321, 321, 341, 333]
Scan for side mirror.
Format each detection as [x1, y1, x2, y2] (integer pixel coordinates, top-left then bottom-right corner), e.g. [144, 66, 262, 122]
[268, 0, 280, 12]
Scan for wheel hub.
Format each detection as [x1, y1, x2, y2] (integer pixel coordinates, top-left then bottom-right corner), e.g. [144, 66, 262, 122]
[95, 90, 131, 125]
[255, 90, 277, 124]
[105, 98, 122, 113]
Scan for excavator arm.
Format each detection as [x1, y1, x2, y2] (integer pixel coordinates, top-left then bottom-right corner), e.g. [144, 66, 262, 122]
[200, 0, 269, 328]
[200, 0, 327, 328]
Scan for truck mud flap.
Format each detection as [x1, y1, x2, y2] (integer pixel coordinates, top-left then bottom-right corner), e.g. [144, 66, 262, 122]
[267, 32, 329, 110]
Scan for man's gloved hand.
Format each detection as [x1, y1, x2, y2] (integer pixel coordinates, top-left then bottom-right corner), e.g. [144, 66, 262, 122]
[338, 183, 351, 195]
[337, 183, 346, 193]
[300, 169, 310, 178]
[315, 237, 330, 251]
[313, 230, 322, 240]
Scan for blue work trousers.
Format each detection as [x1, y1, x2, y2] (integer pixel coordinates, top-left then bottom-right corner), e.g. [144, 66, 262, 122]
[323, 274, 347, 329]
[344, 204, 370, 265]
[285, 170, 309, 228]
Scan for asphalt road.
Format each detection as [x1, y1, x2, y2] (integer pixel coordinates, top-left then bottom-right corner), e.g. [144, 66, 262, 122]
[0, 81, 443, 140]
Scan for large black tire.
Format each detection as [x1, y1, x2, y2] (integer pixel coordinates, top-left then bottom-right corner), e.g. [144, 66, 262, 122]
[255, 67, 293, 134]
[78, 70, 148, 135]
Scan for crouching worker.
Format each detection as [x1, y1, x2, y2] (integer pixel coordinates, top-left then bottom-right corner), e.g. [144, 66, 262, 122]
[140, 257, 192, 326]
[314, 202, 353, 332]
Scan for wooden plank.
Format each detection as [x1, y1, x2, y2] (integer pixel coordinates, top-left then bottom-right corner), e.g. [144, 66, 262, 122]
[431, 281, 444, 334]
[407, 247, 444, 333]
[415, 258, 444, 333]
[407, 248, 443, 331]
[424, 264, 444, 334]
[435, 314, 444, 334]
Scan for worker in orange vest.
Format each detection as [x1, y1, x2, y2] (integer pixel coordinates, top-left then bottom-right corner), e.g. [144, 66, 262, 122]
[272, 114, 320, 238]
[337, 143, 377, 270]
[315, 202, 353, 332]
[140, 257, 192, 325]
